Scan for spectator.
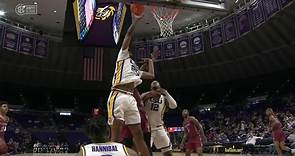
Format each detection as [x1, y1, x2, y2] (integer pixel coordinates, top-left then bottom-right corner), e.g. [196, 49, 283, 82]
[240, 121, 246, 131]
[288, 128, 295, 148]
[33, 142, 38, 153]
[246, 131, 263, 145]
[64, 142, 69, 153]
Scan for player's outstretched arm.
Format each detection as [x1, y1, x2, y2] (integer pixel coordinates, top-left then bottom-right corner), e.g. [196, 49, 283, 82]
[140, 62, 148, 71]
[141, 92, 151, 102]
[122, 16, 143, 51]
[161, 89, 177, 109]
[140, 58, 155, 80]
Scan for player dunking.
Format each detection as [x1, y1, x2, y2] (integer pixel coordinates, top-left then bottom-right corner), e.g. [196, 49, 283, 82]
[107, 14, 153, 156]
[180, 109, 206, 156]
[0, 101, 9, 155]
[266, 108, 294, 155]
[142, 81, 177, 156]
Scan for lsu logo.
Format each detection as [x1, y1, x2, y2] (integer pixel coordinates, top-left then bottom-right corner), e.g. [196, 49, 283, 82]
[179, 41, 187, 49]
[166, 43, 173, 49]
[95, 5, 115, 20]
[193, 37, 200, 45]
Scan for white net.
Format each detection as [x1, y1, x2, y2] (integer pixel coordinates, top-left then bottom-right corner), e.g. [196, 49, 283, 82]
[152, 7, 179, 38]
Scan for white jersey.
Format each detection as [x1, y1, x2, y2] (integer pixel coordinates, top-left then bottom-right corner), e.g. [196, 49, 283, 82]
[81, 143, 128, 156]
[144, 95, 166, 130]
[112, 48, 143, 87]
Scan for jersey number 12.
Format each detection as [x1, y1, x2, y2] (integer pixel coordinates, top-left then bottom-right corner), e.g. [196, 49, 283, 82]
[151, 103, 159, 111]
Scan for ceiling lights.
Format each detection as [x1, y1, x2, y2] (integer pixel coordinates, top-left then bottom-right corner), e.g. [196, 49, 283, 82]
[0, 10, 5, 16]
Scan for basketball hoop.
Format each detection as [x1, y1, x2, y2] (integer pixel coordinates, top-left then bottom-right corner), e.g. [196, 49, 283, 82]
[152, 6, 179, 38]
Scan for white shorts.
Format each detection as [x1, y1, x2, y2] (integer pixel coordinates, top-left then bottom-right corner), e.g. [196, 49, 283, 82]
[107, 91, 141, 125]
[151, 127, 172, 153]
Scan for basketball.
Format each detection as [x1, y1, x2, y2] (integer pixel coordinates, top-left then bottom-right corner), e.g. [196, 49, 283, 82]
[131, 4, 145, 16]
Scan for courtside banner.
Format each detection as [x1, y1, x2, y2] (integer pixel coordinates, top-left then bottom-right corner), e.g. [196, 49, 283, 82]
[163, 39, 176, 59]
[209, 24, 224, 48]
[263, 0, 280, 18]
[19, 32, 35, 55]
[189, 31, 204, 54]
[134, 41, 148, 62]
[2, 27, 20, 52]
[35, 37, 49, 58]
[237, 9, 252, 37]
[223, 15, 237, 43]
[148, 39, 163, 60]
[176, 35, 190, 57]
[250, 0, 265, 28]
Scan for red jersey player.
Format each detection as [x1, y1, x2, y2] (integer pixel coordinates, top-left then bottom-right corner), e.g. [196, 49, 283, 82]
[0, 101, 9, 155]
[266, 108, 294, 155]
[120, 88, 152, 155]
[180, 109, 206, 156]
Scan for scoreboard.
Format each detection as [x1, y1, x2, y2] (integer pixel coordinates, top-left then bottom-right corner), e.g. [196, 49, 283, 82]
[73, 0, 130, 47]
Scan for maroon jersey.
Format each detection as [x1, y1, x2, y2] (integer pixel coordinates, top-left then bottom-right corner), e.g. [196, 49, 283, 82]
[269, 115, 285, 142]
[272, 122, 282, 131]
[268, 114, 282, 131]
[134, 88, 143, 107]
[121, 88, 149, 140]
[183, 117, 201, 143]
[0, 116, 8, 138]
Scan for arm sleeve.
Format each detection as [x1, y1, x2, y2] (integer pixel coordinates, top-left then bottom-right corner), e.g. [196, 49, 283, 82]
[165, 92, 177, 109]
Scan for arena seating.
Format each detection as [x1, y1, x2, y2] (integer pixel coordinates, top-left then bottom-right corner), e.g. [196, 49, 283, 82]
[63, 131, 91, 146]
[10, 112, 52, 129]
[2, 84, 295, 154]
[52, 113, 85, 130]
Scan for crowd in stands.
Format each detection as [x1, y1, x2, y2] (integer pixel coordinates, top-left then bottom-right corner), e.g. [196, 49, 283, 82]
[199, 108, 294, 145]
[5, 118, 32, 154]
[166, 93, 295, 154]
[2, 88, 295, 154]
[199, 94, 295, 146]
[4, 112, 90, 154]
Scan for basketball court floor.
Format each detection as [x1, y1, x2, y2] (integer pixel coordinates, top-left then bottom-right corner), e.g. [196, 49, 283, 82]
[12, 153, 264, 156]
